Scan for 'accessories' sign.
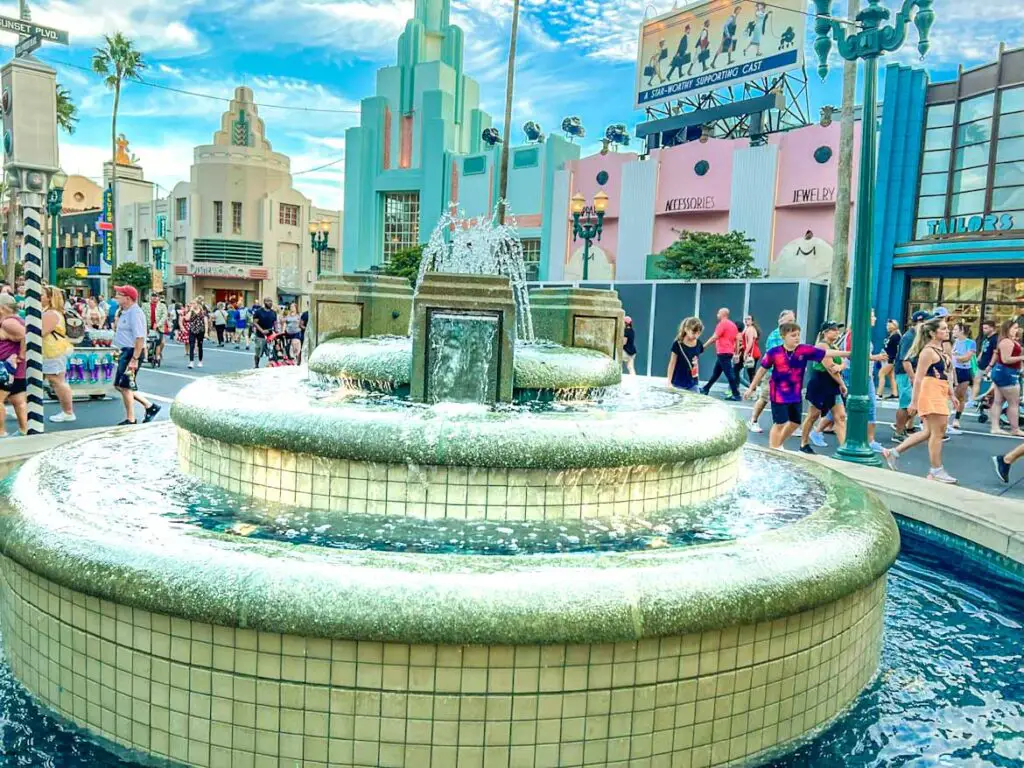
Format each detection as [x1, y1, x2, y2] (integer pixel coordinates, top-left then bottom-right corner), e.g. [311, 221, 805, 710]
[926, 213, 1014, 236]
[664, 195, 715, 212]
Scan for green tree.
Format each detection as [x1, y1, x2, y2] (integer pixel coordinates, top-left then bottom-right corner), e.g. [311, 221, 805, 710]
[654, 230, 762, 280]
[110, 262, 152, 296]
[55, 267, 78, 289]
[382, 245, 424, 286]
[92, 33, 146, 268]
[56, 84, 78, 134]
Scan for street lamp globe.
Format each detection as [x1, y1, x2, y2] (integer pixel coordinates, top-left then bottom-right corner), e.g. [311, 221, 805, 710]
[308, 221, 319, 235]
[322, 220, 331, 233]
[50, 168, 68, 190]
[570, 192, 585, 216]
[593, 191, 609, 214]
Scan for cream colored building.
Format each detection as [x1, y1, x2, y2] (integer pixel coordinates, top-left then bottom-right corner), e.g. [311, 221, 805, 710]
[118, 86, 342, 307]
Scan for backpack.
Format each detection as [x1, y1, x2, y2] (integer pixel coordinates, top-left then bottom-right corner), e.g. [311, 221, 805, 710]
[64, 306, 86, 344]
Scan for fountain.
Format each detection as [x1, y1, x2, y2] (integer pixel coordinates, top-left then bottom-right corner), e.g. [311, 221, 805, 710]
[0, 210, 907, 768]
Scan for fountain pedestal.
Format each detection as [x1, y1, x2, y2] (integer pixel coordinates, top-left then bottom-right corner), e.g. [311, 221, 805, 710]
[530, 287, 626, 361]
[410, 273, 517, 404]
[309, 273, 413, 343]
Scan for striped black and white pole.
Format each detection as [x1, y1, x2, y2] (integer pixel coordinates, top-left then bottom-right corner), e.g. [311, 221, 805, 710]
[20, 192, 44, 435]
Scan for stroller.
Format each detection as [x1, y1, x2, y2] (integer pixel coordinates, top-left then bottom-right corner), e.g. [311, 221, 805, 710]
[975, 375, 1024, 429]
[146, 330, 163, 368]
[265, 332, 296, 367]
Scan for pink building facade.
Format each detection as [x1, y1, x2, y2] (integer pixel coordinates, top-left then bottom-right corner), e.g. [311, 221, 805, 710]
[545, 121, 863, 282]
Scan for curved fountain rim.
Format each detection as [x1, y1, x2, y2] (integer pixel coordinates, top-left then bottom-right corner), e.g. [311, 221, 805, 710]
[0, 428, 900, 645]
[168, 368, 748, 469]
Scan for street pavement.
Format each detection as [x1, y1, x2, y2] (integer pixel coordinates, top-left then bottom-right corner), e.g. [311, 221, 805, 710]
[17, 344, 1024, 501]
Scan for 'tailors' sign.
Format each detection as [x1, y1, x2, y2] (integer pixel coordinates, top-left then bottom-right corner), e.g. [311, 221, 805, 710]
[927, 213, 1014, 236]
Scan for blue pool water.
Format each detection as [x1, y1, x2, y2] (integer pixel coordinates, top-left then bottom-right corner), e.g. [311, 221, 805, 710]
[0, 528, 1020, 766]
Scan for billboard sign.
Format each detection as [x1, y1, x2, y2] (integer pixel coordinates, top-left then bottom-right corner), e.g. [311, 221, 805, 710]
[635, 0, 805, 108]
[101, 186, 114, 274]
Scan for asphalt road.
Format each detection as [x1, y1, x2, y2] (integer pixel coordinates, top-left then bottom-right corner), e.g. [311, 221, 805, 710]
[18, 343, 1024, 500]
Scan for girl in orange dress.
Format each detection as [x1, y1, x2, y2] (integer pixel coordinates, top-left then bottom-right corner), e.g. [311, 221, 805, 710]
[883, 317, 959, 483]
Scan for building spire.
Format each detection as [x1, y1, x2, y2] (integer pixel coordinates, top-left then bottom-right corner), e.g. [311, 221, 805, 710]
[414, 0, 449, 35]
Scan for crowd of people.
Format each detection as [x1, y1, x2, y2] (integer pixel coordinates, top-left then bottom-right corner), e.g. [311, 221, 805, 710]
[0, 283, 311, 436]
[656, 303, 1023, 487]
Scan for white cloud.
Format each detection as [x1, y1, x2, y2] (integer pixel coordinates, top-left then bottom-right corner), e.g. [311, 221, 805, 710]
[1, 0, 207, 55]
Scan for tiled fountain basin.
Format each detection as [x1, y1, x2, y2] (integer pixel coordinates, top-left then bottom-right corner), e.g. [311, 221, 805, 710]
[170, 370, 747, 520]
[0, 427, 898, 768]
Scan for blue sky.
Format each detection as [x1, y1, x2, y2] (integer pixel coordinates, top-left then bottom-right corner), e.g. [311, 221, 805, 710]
[5, 0, 1021, 209]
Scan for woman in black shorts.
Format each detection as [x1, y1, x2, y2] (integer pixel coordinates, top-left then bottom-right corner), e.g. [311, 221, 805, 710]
[799, 322, 848, 454]
[877, 319, 901, 399]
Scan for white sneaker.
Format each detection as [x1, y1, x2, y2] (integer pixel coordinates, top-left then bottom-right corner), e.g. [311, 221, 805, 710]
[188, 362, 194, 369]
[946, 425, 961, 435]
[746, 421, 763, 433]
[809, 430, 827, 448]
[198, 362, 203, 368]
[883, 448, 899, 471]
[869, 441, 884, 453]
[49, 412, 76, 423]
[928, 468, 958, 484]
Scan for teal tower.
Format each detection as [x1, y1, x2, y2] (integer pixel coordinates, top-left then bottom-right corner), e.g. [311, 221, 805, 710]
[344, 0, 493, 271]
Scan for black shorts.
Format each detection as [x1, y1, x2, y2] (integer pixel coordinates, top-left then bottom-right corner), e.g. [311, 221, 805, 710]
[114, 348, 137, 391]
[954, 368, 973, 386]
[771, 401, 802, 425]
[1, 377, 26, 395]
[806, 374, 841, 413]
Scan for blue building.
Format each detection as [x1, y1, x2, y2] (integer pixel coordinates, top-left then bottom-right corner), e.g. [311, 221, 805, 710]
[873, 45, 1024, 341]
[343, 0, 580, 278]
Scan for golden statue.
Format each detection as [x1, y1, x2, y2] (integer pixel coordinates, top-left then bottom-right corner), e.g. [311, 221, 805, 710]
[115, 134, 132, 166]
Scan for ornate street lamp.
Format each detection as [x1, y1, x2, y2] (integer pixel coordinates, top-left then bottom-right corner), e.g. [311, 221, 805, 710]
[309, 219, 332, 277]
[570, 190, 608, 281]
[46, 168, 68, 283]
[813, 0, 935, 466]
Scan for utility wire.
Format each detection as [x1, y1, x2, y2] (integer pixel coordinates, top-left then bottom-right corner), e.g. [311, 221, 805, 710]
[44, 57, 364, 115]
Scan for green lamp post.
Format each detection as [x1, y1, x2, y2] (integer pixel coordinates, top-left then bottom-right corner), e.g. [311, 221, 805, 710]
[569, 190, 608, 281]
[46, 168, 68, 284]
[309, 219, 331, 277]
[813, 0, 935, 466]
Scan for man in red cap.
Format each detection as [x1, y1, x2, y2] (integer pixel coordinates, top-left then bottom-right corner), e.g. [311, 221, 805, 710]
[113, 285, 160, 425]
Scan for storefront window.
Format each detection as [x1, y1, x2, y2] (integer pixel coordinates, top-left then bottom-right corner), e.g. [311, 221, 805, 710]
[919, 173, 948, 196]
[941, 278, 984, 304]
[924, 127, 953, 151]
[996, 136, 1024, 163]
[985, 277, 1024, 303]
[916, 196, 946, 218]
[956, 118, 992, 146]
[959, 93, 995, 123]
[954, 142, 991, 169]
[920, 150, 950, 174]
[992, 161, 1024, 187]
[950, 167, 987, 193]
[999, 111, 1024, 139]
[950, 190, 986, 216]
[991, 187, 1024, 210]
[926, 103, 955, 128]
[905, 277, 1024, 336]
[382, 192, 420, 265]
[1001, 87, 1024, 113]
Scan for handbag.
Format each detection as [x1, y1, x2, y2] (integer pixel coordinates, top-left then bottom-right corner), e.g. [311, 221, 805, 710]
[643, 65, 655, 77]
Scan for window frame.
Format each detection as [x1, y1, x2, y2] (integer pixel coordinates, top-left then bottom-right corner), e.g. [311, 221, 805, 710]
[232, 201, 243, 235]
[381, 192, 421, 265]
[214, 201, 223, 234]
[279, 203, 299, 227]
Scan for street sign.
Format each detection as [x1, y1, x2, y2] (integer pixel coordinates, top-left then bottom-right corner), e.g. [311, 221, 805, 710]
[0, 16, 69, 45]
[14, 34, 39, 58]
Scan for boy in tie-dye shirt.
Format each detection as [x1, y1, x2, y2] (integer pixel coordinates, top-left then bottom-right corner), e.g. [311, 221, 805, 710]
[744, 323, 825, 449]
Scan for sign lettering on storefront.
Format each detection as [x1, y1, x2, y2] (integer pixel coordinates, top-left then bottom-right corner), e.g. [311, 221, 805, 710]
[187, 263, 250, 278]
[664, 196, 715, 212]
[100, 186, 114, 275]
[926, 213, 1015, 236]
[791, 186, 835, 204]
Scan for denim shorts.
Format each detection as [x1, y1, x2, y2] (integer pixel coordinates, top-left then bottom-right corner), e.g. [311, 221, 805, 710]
[896, 373, 913, 409]
[991, 364, 1020, 389]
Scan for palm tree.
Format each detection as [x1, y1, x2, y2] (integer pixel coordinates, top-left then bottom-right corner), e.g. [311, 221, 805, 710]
[496, 0, 520, 226]
[56, 84, 78, 134]
[91, 32, 145, 267]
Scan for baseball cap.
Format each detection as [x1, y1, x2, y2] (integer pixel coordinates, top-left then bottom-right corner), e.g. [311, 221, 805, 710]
[114, 285, 139, 302]
[911, 310, 930, 322]
[624, 315, 632, 325]
[818, 320, 845, 333]
[930, 306, 950, 318]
